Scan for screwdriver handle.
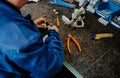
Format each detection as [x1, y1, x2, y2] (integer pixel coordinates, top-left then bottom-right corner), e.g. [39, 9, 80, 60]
[56, 16, 60, 27]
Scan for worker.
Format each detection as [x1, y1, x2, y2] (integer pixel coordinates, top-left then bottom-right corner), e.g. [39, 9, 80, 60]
[0, 0, 64, 78]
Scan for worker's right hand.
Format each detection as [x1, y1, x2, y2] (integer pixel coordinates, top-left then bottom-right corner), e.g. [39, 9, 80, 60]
[34, 17, 46, 28]
[48, 25, 59, 32]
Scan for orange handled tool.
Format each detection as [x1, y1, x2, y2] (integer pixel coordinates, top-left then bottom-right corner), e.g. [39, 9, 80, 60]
[56, 16, 60, 27]
[66, 37, 71, 54]
[71, 37, 82, 52]
[66, 33, 82, 54]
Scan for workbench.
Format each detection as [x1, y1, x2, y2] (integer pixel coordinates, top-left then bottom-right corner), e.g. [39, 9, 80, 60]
[21, 0, 120, 77]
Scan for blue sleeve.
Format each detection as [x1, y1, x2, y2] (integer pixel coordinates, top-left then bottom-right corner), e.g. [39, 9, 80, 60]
[0, 7, 64, 77]
[0, 0, 64, 78]
[7, 29, 64, 78]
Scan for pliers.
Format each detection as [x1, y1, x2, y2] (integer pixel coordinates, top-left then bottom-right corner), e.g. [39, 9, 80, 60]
[66, 33, 82, 54]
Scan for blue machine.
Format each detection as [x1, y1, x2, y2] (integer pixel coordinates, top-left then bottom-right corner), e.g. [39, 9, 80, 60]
[96, 0, 120, 21]
[96, 0, 120, 30]
[109, 10, 120, 29]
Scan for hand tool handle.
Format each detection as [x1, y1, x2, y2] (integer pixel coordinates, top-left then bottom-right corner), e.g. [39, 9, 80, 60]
[38, 26, 46, 29]
[71, 37, 82, 52]
[66, 38, 71, 54]
[92, 33, 113, 40]
[56, 16, 60, 27]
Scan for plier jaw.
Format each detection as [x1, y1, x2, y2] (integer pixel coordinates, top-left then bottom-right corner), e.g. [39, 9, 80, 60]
[66, 34, 82, 54]
[48, 0, 75, 9]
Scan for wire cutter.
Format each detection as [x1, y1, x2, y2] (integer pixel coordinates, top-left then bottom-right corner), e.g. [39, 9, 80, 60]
[66, 33, 82, 54]
[48, 0, 75, 9]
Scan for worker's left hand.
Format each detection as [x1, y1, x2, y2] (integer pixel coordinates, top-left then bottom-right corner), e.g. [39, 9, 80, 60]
[34, 17, 46, 28]
[48, 25, 59, 32]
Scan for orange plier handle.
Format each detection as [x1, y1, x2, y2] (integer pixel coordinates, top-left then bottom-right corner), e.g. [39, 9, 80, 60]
[66, 37, 82, 54]
[71, 37, 82, 52]
[66, 37, 71, 54]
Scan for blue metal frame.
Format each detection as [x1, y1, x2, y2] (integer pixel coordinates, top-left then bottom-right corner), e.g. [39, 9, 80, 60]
[109, 10, 120, 30]
[48, 0, 75, 9]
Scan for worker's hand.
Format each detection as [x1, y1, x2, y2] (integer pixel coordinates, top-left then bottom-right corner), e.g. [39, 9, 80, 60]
[48, 25, 59, 32]
[34, 17, 46, 28]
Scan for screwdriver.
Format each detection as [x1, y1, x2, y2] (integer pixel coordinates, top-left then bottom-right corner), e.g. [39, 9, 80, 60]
[53, 9, 60, 27]
[56, 15, 60, 27]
